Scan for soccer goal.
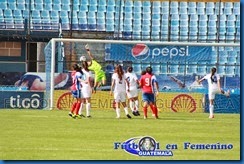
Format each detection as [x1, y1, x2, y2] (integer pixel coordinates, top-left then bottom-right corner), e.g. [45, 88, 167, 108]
[44, 38, 240, 110]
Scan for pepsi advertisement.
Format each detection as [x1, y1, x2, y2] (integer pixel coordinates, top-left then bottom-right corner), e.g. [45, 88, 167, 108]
[106, 44, 212, 63]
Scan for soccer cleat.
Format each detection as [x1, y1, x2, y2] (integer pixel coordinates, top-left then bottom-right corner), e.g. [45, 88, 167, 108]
[87, 115, 92, 118]
[132, 111, 138, 116]
[209, 115, 214, 119]
[68, 113, 73, 117]
[226, 90, 230, 97]
[144, 116, 147, 119]
[126, 114, 132, 119]
[116, 116, 120, 119]
[76, 115, 82, 119]
[72, 114, 77, 119]
[79, 114, 85, 118]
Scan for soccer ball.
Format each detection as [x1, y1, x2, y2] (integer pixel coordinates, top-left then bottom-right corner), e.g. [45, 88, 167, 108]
[80, 56, 86, 61]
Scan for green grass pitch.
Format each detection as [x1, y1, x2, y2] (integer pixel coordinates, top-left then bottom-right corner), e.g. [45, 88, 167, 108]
[0, 109, 240, 160]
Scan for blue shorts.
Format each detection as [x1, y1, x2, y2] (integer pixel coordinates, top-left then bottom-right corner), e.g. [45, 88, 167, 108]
[71, 90, 82, 98]
[142, 93, 155, 104]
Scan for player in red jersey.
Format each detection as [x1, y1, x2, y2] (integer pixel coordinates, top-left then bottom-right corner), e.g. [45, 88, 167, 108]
[139, 66, 159, 119]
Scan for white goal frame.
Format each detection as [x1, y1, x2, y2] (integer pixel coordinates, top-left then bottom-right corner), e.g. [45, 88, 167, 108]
[49, 38, 240, 109]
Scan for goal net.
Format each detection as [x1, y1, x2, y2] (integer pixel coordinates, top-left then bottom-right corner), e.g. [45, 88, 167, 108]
[44, 39, 240, 111]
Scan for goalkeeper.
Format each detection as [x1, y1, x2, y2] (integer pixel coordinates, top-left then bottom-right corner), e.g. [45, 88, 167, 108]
[80, 44, 106, 93]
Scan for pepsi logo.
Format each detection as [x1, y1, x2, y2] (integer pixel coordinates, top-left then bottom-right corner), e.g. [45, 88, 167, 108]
[131, 44, 150, 60]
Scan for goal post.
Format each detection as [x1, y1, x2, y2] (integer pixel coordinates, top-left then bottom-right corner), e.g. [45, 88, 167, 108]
[45, 38, 240, 110]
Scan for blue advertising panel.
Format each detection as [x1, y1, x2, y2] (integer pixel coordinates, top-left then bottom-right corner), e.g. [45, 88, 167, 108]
[106, 44, 212, 63]
[0, 91, 46, 109]
[204, 94, 240, 113]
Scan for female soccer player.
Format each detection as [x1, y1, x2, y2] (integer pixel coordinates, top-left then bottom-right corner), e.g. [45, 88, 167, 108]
[110, 65, 132, 119]
[69, 64, 86, 118]
[78, 61, 93, 118]
[125, 66, 140, 116]
[139, 66, 159, 119]
[198, 67, 230, 118]
[80, 44, 106, 93]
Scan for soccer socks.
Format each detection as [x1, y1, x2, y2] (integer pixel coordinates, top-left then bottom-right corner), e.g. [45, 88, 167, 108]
[116, 108, 120, 118]
[78, 103, 84, 115]
[134, 100, 139, 111]
[149, 104, 155, 115]
[209, 104, 214, 117]
[129, 101, 135, 112]
[124, 107, 129, 115]
[86, 103, 91, 116]
[71, 102, 77, 114]
[75, 102, 81, 115]
[143, 107, 148, 118]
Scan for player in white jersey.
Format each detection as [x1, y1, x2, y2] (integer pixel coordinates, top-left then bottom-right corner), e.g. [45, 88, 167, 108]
[125, 66, 140, 116]
[198, 67, 230, 118]
[110, 65, 132, 119]
[78, 61, 93, 118]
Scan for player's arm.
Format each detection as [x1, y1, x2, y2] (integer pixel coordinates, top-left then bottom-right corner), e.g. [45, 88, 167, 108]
[85, 44, 94, 60]
[198, 76, 205, 83]
[125, 77, 130, 92]
[110, 75, 115, 95]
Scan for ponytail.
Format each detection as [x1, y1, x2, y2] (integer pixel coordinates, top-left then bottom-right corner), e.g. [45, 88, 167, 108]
[210, 67, 216, 83]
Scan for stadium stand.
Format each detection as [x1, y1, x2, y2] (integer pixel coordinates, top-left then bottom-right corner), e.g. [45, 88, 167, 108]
[0, 0, 240, 78]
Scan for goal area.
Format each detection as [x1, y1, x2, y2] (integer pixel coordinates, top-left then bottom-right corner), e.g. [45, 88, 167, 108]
[44, 38, 240, 110]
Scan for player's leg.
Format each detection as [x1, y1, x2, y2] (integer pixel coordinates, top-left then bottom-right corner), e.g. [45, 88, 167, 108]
[78, 98, 85, 117]
[121, 92, 131, 119]
[220, 89, 230, 97]
[85, 97, 91, 118]
[114, 92, 121, 118]
[142, 93, 149, 119]
[208, 90, 215, 118]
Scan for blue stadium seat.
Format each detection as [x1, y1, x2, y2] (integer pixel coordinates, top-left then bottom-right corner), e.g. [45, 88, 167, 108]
[4, 9, 13, 18]
[197, 65, 207, 75]
[187, 65, 197, 74]
[70, 16, 79, 30]
[44, 0, 52, 3]
[89, 4, 97, 12]
[53, 0, 61, 4]
[61, 0, 70, 5]
[53, 4, 61, 11]
[13, 9, 22, 19]
[8, 2, 17, 10]
[224, 2, 233, 15]
[35, 3, 44, 10]
[179, 1, 187, 14]
[233, 2, 240, 15]
[43, 3, 52, 10]
[188, 2, 197, 15]
[169, 65, 179, 74]
[87, 17, 96, 31]
[178, 65, 186, 74]
[197, 2, 205, 14]
[0, 2, 8, 9]
[60, 17, 70, 30]
[62, 4, 71, 11]
[225, 66, 235, 75]
[151, 63, 161, 74]
[206, 2, 215, 15]
[14, 17, 24, 29]
[32, 17, 42, 30]
[78, 17, 87, 30]
[132, 63, 142, 74]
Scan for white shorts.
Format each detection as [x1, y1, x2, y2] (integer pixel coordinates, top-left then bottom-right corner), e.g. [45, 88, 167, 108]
[208, 88, 221, 100]
[82, 86, 92, 98]
[114, 91, 127, 103]
[127, 88, 138, 99]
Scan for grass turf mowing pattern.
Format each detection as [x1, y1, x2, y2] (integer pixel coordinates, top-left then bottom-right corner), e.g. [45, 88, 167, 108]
[0, 109, 240, 160]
